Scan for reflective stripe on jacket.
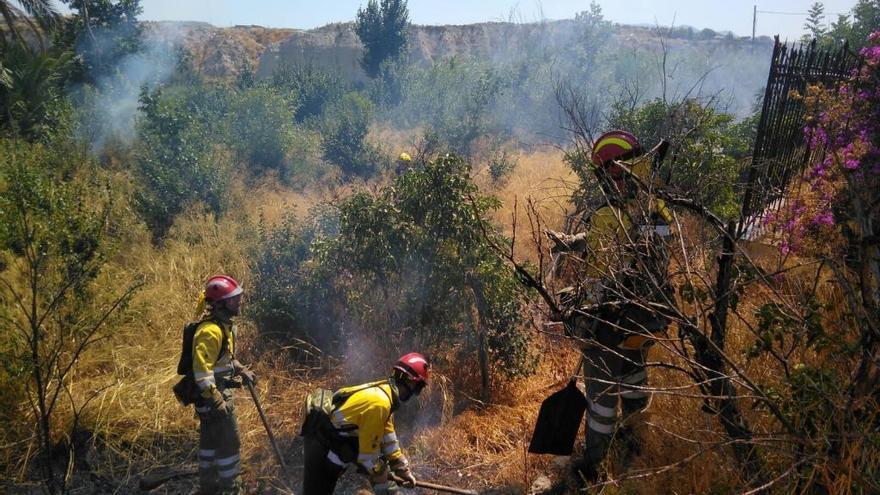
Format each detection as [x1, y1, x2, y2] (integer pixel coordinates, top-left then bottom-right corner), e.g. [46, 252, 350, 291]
[193, 320, 235, 396]
[330, 380, 404, 473]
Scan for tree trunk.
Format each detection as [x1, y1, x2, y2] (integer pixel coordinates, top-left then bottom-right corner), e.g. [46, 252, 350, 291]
[466, 274, 491, 404]
[691, 223, 764, 485]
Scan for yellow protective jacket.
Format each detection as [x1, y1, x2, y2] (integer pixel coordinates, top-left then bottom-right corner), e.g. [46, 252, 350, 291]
[192, 319, 235, 398]
[330, 380, 405, 474]
[583, 198, 672, 278]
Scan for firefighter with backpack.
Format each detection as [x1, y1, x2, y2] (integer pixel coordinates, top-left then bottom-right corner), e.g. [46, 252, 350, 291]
[547, 130, 674, 483]
[174, 275, 256, 495]
[300, 353, 429, 494]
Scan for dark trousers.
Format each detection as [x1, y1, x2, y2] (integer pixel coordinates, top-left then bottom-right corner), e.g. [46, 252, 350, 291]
[197, 394, 241, 494]
[302, 433, 345, 495]
[582, 341, 651, 467]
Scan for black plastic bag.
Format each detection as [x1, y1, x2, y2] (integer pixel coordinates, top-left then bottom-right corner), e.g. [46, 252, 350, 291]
[528, 378, 587, 455]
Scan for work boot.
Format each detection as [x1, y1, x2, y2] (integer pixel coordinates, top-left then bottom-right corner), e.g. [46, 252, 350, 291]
[217, 477, 242, 495]
[196, 480, 219, 495]
[616, 425, 643, 467]
[571, 457, 600, 487]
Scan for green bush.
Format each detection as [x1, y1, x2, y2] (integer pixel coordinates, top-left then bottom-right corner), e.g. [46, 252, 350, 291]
[0, 45, 74, 141]
[0, 138, 134, 493]
[393, 57, 502, 155]
[252, 155, 536, 379]
[321, 91, 385, 177]
[270, 64, 347, 123]
[355, 0, 410, 78]
[228, 86, 299, 180]
[488, 149, 518, 184]
[607, 97, 755, 218]
[133, 86, 230, 241]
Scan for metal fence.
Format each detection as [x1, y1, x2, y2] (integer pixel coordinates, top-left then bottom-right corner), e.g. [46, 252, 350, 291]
[738, 37, 860, 238]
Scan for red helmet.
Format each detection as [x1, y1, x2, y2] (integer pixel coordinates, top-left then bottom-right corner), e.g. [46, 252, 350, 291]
[591, 130, 641, 168]
[393, 352, 430, 384]
[204, 275, 243, 302]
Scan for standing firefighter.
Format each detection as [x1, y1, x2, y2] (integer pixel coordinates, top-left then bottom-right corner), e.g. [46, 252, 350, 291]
[174, 275, 257, 495]
[548, 130, 673, 482]
[395, 152, 413, 174]
[300, 353, 429, 494]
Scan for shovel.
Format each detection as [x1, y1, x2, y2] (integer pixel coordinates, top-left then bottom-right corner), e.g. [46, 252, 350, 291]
[528, 357, 587, 455]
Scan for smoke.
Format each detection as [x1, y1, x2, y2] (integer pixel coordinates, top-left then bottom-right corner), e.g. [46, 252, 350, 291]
[72, 22, 189, 151]
[370, 19, 773, 146]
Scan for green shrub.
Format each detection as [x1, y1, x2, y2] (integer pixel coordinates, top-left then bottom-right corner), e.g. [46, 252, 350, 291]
[0, 138, 134, 492]
[488, 149, 518, 184]
[393, 57, 502, 155]
[270, 64, 347, 123]
[321, 91, 386, 177]
[228, 86, 299, 180]
[0, 45, 74, 141]
[355, 0, 410, 78]
[252, 155, 536, 379]
[133, 86, 230, 241]
[606, 97, 755, 219]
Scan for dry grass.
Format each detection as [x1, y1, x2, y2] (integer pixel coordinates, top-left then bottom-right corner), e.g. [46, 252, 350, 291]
[474, 147, 578, 264]
[3, 144, 858, 495]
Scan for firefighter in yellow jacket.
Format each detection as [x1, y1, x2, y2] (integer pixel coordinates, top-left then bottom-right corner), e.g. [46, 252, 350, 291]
[192, 275, 256, 495]
[547, 130, 673, 482]
[302, 353, 429, 494]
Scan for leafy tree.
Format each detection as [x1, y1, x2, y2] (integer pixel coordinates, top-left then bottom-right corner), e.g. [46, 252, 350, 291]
[227, 86, 299, 180]
[849, 0, 880, 46]
[133, 86, 230, 241]
[826, 0, 880, 49]
[321, 91, 384, 177]
[698, 28, 717, 40]
[574, 1, 612, 70]
[58, 0, 143, 82]
[0, 140, 137, 493]
[394, 57, 502, 155]
[606, 97, 755, 219]
[270, 63, 347, 123]
[0, 45, 73, 140]
[355, 0, 410, 78]
[0, 0, 60, 50]
[253, 155, 536, 391]
[802, 2, 827, 44]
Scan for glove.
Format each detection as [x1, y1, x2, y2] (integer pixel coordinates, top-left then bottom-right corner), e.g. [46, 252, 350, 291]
[371, 480, 401, 494]
[369, 466, 398, 494]
[233, 359, 257, 386]
[206, 387, 229, 419]
[389, 458, 416, 488]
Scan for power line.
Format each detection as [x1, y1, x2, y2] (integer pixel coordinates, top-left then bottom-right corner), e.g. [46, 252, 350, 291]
[756, 10, 848, 16]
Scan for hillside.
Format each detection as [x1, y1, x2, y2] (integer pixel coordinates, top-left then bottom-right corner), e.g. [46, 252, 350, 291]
[2, 2, 878, 495]
[174, 20, 773, 120]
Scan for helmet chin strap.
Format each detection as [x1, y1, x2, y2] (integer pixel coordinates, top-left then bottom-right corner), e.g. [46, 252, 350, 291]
[394, 375, 414, 401]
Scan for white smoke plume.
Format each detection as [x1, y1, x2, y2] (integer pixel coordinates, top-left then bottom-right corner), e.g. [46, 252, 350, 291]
[72, 22, 189, 151]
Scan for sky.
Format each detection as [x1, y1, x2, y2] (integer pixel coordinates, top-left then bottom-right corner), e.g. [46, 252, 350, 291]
[50, 1, 860, 40]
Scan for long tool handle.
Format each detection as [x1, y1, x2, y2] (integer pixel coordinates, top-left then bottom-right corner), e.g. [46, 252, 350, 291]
[391, 474, 479, 495]
[245, 381, 290, 478]
[415, 480, 479, 495]
[138, 469, 197, 491]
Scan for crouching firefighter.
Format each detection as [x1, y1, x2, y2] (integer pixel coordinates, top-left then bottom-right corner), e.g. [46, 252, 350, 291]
[300, 353, 430, 494]
[173, 275, 257, 495]
[547, 130, 674, 482]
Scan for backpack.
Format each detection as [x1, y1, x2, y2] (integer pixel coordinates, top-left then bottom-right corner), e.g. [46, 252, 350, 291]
[171, 320, 228, 406]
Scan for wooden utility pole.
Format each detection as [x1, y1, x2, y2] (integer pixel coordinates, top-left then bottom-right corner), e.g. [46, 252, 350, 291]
[752, 5, 757, 42]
